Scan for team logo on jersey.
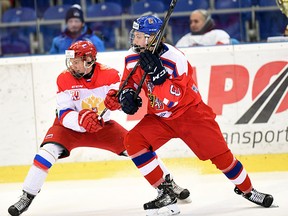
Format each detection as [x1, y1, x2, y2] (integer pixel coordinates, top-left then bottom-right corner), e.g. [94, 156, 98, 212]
[154, 98, 164, 110]
[81, 95, 105, 113]
[71, 90, 80, 101]
[147, 81, 164, 110]
[147, 93, 164, 110]
[148, 93, 156, 107]
[170, 85, 181, 96]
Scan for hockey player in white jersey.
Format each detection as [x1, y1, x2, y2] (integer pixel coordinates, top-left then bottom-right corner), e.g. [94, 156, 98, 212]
[8, 41, 190, 216]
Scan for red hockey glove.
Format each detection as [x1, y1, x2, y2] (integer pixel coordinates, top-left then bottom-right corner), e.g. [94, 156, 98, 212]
[104, 89, 121, 111]
[78, 109, 104, 133]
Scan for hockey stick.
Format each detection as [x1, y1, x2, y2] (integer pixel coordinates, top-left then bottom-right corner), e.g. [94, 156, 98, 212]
[98, 0, 177, 119]
[121, 0, 177, 97]
[98, 66, 138, 119]
[134, 0, 178, 99]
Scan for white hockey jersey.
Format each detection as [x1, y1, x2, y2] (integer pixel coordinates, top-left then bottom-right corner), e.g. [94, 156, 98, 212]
[56, 63, 120, 132]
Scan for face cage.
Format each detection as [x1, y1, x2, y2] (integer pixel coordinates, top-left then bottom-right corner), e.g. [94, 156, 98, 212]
[129, 29, 152, 53]
[65, 56, 96, 79]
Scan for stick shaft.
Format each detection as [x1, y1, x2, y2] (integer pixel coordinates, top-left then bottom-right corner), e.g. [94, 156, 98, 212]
[99, 0, 177, 118]
[134, 0, 178, 98]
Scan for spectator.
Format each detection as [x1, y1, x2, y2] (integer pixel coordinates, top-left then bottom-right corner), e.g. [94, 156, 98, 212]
[49, 4, 105, 54]
[175, 9, 231, 47]
[276, 1, 288, 37]
[1, 0, 12, 14]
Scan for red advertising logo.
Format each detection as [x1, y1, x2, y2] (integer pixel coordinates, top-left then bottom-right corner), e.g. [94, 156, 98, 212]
[127, 61, 288, 123]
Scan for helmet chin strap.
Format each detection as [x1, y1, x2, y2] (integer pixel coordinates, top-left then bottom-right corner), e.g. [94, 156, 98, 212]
[69, 61, 95, 79]
[78, 61, 95, 78]
[85, 61, 97, 77]
[84, 60, 95, 69]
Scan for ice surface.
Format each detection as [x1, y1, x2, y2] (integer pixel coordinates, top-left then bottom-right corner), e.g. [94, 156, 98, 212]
[1, 171, 287, 216]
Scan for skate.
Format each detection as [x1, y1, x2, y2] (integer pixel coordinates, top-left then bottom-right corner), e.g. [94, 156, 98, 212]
[8, 191, 35, 216]
[144, 174, 180, 216]
[171, 179, 191, 203]
[234, 187, 273, 207]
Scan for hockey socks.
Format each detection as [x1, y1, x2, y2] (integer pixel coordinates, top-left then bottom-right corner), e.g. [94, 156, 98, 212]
[132, 151, 165, 187]
[211, 151, 252, 193]
[23, 144, 63, 195]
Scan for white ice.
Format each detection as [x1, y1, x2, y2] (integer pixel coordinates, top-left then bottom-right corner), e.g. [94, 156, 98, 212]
[1, 171, 287, 216]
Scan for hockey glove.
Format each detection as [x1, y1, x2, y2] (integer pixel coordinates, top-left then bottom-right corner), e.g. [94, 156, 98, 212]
[104, 89, 121, 111]
[139, 50, 168, 85]
[119, 88, 142, 115]
[78, 109, 104, 133]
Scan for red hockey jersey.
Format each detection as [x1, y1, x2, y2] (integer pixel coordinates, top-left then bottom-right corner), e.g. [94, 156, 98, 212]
[121, 43, 202, 119]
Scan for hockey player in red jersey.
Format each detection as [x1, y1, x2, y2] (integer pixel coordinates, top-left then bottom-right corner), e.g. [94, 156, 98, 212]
[105, 15, 274, 215]
[8, 41, 190, 216]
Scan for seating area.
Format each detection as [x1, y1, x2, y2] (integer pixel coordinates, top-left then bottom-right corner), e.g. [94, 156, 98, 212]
[1, 7, 37, 55]
[40, 5, 71, 53]
[86, 2, 123, 49]
[0, 0, 287, 56]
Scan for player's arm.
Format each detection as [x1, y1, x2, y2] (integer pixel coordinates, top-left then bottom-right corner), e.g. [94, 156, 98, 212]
[55, 90, 84, 132]
[56, 75, 103, 133]
[117, 62, 143, 115]
[139, 50, 188, 106]
[56, 92, 103, 133]
[120, 63, 138, 91]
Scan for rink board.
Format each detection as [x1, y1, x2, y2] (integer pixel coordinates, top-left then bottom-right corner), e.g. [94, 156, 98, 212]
[0, 43, 287, 184]
[1, 153, 287, 183]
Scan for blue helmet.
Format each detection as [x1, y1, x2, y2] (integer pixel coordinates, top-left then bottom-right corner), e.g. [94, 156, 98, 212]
[132, 15, 163, 35]
[130, 15, 163, 53]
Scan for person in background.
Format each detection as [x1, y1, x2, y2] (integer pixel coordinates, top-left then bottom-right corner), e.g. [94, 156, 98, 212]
[49, 4, 105, 54]
[0, 0, 12, 14]
[8, 40, 190, 216]
[284, 26, 288, 36]
[175, 9, 231, 47]
[105, 15, 274, 215]
[277, 0, 288, 36]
